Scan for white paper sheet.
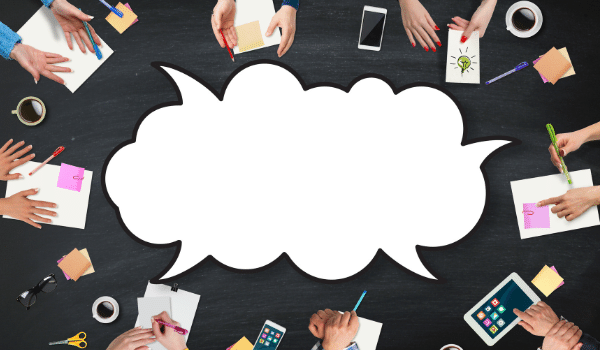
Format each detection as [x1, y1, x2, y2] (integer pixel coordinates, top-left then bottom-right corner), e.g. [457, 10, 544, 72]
[445, 30, 480, 84]
[137, 297, 172, 329]
[311, 316, 382, 350]
[17, 6, 113, 93]
[233, 0, 281, 54]
[4, 161, 93, 230]
[135, 282, 201, 350]
[510, 169, 600, 239]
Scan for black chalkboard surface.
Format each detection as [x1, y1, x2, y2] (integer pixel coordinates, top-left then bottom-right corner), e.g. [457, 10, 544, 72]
[1, 1, 599, 350]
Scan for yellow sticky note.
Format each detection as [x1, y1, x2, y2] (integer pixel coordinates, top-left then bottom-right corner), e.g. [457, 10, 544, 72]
[106, 3, 138, 34]
[231, 337, 253, 350]
[532, 265, 564, 297]
[80, 248, 95, 276]
[558, 48, 575, 78]
[235, 21, 265, 53]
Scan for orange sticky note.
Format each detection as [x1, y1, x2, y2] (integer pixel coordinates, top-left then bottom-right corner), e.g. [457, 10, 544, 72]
[106, 3, 138, 34]
[57, 248, 91, 281]
[533, 47, 572, 85]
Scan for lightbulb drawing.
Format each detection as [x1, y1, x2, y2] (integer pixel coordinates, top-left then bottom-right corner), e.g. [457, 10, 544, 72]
[449, 46, 478, 76]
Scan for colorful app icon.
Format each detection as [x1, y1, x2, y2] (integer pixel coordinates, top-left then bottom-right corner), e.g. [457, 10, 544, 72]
[262, 334, 267, 339]
[275, 334, 280, 338]
[490, 325, 498, 334]
[273, 339, 278, 343]
[491, 298, 500, 307]
[483, 318, 492, 327]
[259, 339, 265, 344]
[490, 312, 499, 320]
[265, 342, 270, 346]
[498, 305, 506, 314]
[477, 311, 486, 320]
[271, 332, 275, 335]
[485, 305, 492, 312]
[497, 319, 505, 327]
[264, 328, 270, 333]
[268, 337, 273, 341]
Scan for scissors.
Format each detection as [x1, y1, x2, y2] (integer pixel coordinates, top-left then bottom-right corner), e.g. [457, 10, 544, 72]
[49, 332, 87, 348]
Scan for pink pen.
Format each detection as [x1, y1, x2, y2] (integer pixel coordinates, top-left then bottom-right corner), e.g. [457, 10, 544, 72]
[155, 319, 189, 335]
[29, 146, 65, 176]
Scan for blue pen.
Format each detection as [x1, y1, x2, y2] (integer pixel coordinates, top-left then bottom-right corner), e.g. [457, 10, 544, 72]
[99, 0, 123, 18]
[485, 62, 529, 85]
[353, 291, 367, 312]
[80, 9, 102, 60]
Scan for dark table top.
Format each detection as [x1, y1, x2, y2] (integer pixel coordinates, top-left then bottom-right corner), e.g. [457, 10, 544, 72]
[1, 0, 600, 349]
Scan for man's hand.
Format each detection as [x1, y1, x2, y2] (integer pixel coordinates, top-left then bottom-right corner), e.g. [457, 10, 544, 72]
[212, 0, 237, 48]
[321, 311, 359, 350]
[309, 309, 340, 339]
[542, 320, 583, 350]
[513, 301, 559, 336]
[106, 327, 155, 350]
[266, 5, 297, 57]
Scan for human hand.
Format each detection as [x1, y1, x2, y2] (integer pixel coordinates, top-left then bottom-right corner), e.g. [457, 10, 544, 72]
[0, 189, 57, 229]
[212, 0, 237, 48]
[266, 5, 297, 57]
[0, 140, 36, 181]
[541, 320, 583, 350]
[513, 301, 559, 336]
[50, 0, 100, 53]
[321, 311, 359, 350]
[399, 0, 441, 51]
[537, 187, 600, 221]
[448, 0, 497, 42]
[106, 327, 155, 350]
[151, 311, 187, 350]
[548, 130, 587, 173]
[10, 44, 71, 85]
[309, 309, 341, 339]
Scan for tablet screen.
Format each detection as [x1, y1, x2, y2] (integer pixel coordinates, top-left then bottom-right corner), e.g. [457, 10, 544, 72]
[470, 279, 534, 339]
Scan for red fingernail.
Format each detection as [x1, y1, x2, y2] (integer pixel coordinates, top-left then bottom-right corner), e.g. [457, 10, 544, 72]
[435, 26, 440, 30]
[461, 36, 467, 43]
[412, 42, 415, 47]
[437, 41, 442, 47]
[432, 47, 436, 52]
[424, 47, 429, 52]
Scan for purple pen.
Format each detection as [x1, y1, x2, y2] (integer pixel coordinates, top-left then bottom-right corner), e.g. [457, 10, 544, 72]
[99, 0, 124, 18]
[155, 319, 189, 336]
[486, 62, 528, 85]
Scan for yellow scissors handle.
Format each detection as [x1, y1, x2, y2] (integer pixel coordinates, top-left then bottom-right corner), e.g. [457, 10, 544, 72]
[67, 332, 86, 341]
[68, 340, 87, 349]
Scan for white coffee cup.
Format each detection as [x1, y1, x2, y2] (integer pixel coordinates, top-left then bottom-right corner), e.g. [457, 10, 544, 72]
[506, 1, 543, 38]
[92, 296, 120, 323]
[440, 344, 463, 350]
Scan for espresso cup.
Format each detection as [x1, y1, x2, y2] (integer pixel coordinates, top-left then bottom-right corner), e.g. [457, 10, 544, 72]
[92, 296, 120, 323]
[506, 1, 543, 38]
[11, 97, 46, 126]
[440, 345, 463, 350]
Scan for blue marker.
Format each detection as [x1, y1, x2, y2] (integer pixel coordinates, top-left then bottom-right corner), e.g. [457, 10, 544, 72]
[353, 291, 367, 311]
[99, 0, 123, 18]
[485, 62, 529, 85]
[80, 9, 102, 60]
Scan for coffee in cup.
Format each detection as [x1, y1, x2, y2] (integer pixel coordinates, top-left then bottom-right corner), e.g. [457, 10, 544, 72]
[92, 296, 119, 323]
[11, 97, 46, 126]
[505, 1, 543, 38]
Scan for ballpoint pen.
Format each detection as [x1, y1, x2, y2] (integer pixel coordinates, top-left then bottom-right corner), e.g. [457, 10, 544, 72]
[547, 123, 572, 184]
[80, 9, 102, 60]
[486, 62, 528, 85]
[99, 0, 123, 18]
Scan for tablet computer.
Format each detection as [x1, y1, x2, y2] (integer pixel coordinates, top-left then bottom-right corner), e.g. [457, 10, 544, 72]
[464, 272, 540, 346]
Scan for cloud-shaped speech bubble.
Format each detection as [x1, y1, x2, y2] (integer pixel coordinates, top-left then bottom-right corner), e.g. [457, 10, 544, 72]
[104, 62, 514, 282]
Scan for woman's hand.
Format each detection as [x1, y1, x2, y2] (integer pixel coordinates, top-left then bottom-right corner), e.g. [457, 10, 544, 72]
[548, 130, 587, 173]
[266, 5, 297, 57]
[513, 301, 559, 337]
[0, 140, 36, 181]
[151, 311, 187, 350]
[212, 0, 237, 48]
[448, 0, 497, 42]
[50, 0, 101, 53]
[537, 187, 600, 221]
[106, 327, 155, 350]
[0, 189, 57, 229]
[10, 44, 71, 85]
[399, 0, 441, 51]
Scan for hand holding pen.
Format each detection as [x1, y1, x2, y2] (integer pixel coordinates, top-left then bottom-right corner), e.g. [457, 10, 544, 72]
[50, 0, 101, 53]
[151, 312, 188, 350]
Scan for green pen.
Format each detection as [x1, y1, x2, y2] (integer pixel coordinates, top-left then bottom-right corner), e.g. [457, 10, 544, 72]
[547, 123, 572, 184]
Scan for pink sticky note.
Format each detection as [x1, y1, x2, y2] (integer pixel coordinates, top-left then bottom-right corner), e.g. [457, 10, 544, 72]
[57, 163, 85, 192]
[550, 266, 565, 289]
[125, 3, 138, 24]
[533, 57, 549, 83]
[523, 203, 550, 229]
[57, 257, 71, 280]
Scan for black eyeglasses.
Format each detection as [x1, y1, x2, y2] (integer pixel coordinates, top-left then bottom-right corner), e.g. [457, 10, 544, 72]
[16, 274, 57, 310]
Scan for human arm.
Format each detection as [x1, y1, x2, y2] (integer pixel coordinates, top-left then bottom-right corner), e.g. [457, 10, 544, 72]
[548, 122, 600, 172]
[448, 0, 497, 42]
[541, 320, 583, 350]
[398, 0, 441, 51]
[513, 301, 560, 336]
[0, 21, 21, 60]
[266, 3, 297, 57]
[537, 186, 600, 221]
[106, 327, 156, 350]
[151, 311, 188, 350]
[49, 0, 100, 53]
[309, 309, 359, 350]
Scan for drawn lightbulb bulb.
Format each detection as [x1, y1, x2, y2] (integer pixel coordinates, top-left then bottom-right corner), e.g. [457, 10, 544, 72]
[457, 56, 471, 74]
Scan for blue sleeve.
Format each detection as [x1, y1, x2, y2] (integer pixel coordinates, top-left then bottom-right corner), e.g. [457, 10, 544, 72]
[41, 0, 55, 7]
[0, 21, 21, 60]
[581, 333, 600, 350]
[282, 0, 299, 10]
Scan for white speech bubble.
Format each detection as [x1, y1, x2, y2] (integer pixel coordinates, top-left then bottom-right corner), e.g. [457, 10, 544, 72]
[104, 63, 513, 281]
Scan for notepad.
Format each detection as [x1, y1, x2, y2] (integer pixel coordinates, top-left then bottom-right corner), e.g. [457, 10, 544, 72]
[4, 161, 93, 230]
[534, 47, 572, 85]
[106, 2, 137, 34]
[17, 6, 113, 93]
[311, 316, 382, 350]
[510, 169, 600, 239]
[57, 248, 94, 280]
[231, 337, 253, 350]
[236, 21, 265, 53]
[58, 248, 92, 281]
[138, 297, 172, 329]
[445, 30, 480, 84]
[550, 266, 564, 289]
[523, 203, 550, 229]
[135, 282, 201, 350]
[532, 265, 564, 297]
[233, 0, 281, 54]
[534, 48, 575, 83]
[57, 163, 85, 192]
[124, 3, 138, 25]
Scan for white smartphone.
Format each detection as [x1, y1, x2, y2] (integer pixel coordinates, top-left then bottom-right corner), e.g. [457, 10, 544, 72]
[358, 6, 387, 51]
[252, 320, 286, 350]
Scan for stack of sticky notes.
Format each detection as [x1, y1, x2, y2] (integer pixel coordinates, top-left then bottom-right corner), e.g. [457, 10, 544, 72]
[228, 337, 253, 350]
[532, 265, 564, 297]
[106, 2, 138, 34]
[57, 248, 94, 281]
[533, 47, 575, 85]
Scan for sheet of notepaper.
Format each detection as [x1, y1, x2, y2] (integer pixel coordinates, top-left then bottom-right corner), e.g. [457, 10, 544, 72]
[532, 265, 564, 297]
[57, 163, 85, 192]
[522, 203, 550, 229]
[138, 297, 172, 329]
[510, 169, 599, 239]
[233, 0, 281, 54]
[4, 161, 93, 230]
[445, 30, 480, 84]
[17, 6, 113, 93]
[236, 21, 265, 53]
[106, 2, 137, 34]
